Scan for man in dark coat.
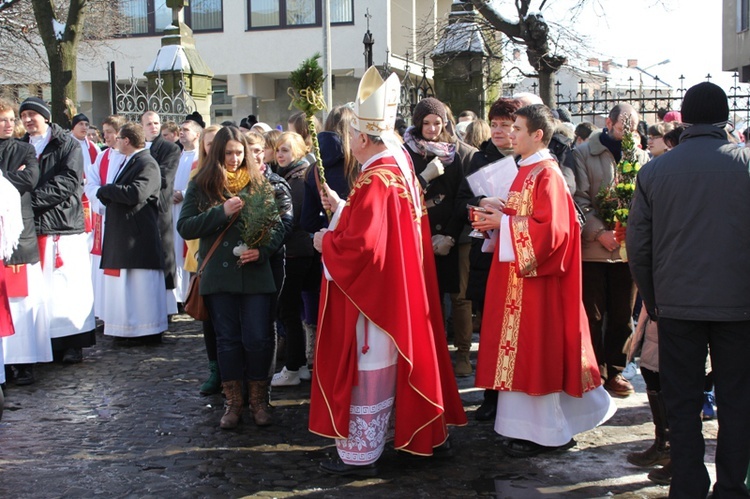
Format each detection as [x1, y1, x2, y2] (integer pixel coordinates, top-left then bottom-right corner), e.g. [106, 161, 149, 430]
[141, 111, 180, 314]
[20, 96, 96, 370]
[97, 122, 167, 341]
[627, 82, 750, 499]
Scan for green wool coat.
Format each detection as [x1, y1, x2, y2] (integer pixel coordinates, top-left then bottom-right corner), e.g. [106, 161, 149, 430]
[177, 180, 284, 296]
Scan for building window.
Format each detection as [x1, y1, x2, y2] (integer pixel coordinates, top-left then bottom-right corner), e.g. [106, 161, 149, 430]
[120, 0, 223, 36]
[739, 0, 750, 32]
[247, 0, 353, 30]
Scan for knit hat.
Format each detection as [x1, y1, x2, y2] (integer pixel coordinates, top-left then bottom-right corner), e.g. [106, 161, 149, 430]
[19, 97, 51, 122]
[663, 111, 682, 123]
[240, 115, 258, 130]
[681, 82, 729, 126]
[185, 111, 206, 129]
[412, 97, 447, 127]
[71, 113, 89, 128]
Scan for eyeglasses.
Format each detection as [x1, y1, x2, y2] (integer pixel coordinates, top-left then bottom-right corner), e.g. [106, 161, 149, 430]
[0, 117, 16, 124]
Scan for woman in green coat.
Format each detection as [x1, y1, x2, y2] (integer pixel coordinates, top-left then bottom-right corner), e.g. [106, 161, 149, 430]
[177, 126, 284, 430]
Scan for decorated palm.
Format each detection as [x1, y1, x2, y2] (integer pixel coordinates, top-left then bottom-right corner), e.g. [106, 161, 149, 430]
[287, 53, 328, 186]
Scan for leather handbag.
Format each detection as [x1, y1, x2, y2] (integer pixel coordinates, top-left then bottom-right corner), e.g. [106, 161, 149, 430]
[184, 213, 239, 321]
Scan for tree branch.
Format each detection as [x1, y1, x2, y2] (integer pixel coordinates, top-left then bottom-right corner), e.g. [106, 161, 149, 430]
[64, 0, 87, 43]
[469, 0, 522, 39]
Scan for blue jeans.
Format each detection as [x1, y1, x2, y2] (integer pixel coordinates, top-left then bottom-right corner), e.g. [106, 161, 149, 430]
[205, 293, 273, 381]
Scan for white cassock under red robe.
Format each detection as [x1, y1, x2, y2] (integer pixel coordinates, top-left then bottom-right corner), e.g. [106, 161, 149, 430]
[474, 150, 615, 447]
[309, 150, 467, 460]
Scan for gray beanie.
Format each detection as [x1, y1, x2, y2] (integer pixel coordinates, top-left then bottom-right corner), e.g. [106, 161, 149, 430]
[19, 97, 51, 122]
[681, 82, 729, 125]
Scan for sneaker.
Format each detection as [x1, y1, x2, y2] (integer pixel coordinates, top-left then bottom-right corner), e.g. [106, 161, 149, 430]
[271, 366, 301, 387]
[604, 373, 634, 398]
[298, 365, 312, 381]
[701, 391, 716, 420]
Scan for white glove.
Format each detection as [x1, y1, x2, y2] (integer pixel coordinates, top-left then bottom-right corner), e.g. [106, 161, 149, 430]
[432, 234, 455, 256]
[420, 157, 445, 184]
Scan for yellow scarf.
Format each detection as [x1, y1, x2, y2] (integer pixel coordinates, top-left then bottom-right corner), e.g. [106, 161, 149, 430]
[225, 167, 251, 196]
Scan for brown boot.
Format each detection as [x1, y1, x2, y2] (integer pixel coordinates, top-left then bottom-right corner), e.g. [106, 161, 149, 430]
[248, 380, 273, 426]
[647, 460, 672, 485]
[220, 380, 244, 430]
[454, 350, 473, 377]
[627, 390, 670, 467]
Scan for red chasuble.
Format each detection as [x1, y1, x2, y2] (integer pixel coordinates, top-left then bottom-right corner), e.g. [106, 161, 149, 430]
[309, 156, 467, 456]
[474, 159, 602, 397]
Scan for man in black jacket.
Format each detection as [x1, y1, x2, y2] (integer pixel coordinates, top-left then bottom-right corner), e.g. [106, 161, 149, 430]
[628, 82, 750, 499]
[20, 97, 96, 370]
[0, 99, 46, 385]
[98, 123, 167, 341]
[141, 111, 180, 316]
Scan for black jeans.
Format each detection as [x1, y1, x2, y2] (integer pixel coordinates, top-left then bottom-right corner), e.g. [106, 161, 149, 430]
[582, 262, 636, 378]
[278, 256, 321, 371]
[659, 317, 750, 498]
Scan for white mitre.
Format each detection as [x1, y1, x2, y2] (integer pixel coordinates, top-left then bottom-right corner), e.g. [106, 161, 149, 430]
[352, 66, 421, 214]
[352, 66, 400, 136]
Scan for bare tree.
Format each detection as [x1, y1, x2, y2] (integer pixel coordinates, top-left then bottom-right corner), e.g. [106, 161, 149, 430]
[0, 0, 128, 125]
[469, 0, 568, 106]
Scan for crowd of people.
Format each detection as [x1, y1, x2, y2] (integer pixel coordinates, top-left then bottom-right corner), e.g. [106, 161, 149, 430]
[0, 74, 748, 498]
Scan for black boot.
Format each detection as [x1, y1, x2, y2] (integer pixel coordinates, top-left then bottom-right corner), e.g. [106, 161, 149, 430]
[0, 383, 4, 421]
[15, 365, 35, 386]
[475, 389, 498, 421]
[627, 390, 670, 467]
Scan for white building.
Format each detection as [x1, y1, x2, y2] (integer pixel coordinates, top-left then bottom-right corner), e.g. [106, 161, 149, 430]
[75, 0, 453, 127]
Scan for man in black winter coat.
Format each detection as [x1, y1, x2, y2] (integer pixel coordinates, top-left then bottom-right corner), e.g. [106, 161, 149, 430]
[628, 82, 750, 499]
[20, 96, 96, 369]
[141, 111, 180, 313]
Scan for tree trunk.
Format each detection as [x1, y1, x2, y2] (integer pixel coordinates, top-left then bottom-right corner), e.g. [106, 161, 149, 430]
[46, 41, 78, 127]
[31, 0, 87, 126]
[538, 67, 556, 108]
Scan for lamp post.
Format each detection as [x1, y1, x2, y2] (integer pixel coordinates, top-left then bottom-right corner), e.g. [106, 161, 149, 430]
[363, 9, 374, 69]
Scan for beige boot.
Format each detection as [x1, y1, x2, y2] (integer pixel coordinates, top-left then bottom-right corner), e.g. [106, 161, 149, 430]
[220, 380, 244, 430]
[248, 380, 273, 426]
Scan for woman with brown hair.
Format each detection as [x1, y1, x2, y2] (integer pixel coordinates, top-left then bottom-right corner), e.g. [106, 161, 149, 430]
[177, 126, 284, 429]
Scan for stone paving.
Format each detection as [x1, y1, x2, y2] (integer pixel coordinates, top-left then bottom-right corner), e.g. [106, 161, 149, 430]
[0, 315, 718, 498]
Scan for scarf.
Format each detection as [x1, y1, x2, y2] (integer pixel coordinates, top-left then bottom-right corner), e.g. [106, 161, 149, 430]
[403, 126, 456, 165]
[600, 129, 623, 163]
[225, 167, 251, 196]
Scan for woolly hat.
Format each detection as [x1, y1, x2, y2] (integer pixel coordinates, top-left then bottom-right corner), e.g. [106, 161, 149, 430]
[71, 113, 89, 128]
[185, 111, 206, 129]
[240, 115, 258, 129]
[663, 111, 682, 123]
[19, 97, 51, 122]
[681, 82, 729, 125]
[412, 97, 446, 127]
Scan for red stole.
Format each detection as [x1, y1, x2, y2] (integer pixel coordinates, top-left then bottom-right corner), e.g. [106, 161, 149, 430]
[91, 149, 111, 256]
[309, 158, 466, 456]
[37, 234, 63, 270]
[80, 140, 99, 234]
[0, 260, 15, 337]
[474, 159, 602, 397]
[2, 264, 28, 298]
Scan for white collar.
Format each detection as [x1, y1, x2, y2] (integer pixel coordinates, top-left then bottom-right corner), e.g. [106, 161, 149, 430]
[518, 148, 553, 167]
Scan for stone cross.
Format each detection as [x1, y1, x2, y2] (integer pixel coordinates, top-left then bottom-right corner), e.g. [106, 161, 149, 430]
[167, 0, 187, 26]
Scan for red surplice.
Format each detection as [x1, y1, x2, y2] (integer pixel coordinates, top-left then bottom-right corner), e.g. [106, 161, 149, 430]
[309, 154, 467, 456]
[474, 159, 602, 397]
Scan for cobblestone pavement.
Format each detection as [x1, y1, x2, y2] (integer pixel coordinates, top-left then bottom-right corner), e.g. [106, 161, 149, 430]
[0, 315, 718, 498]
